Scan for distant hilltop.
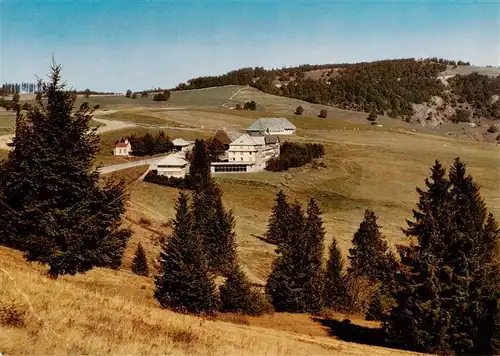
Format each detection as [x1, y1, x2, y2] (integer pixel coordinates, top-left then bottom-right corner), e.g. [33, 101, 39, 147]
[171, 58, 500, 126]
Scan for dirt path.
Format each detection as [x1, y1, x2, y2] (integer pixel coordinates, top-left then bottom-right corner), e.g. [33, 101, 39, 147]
[93, 117, 136, 133]
[0, 117, 136, 151]
[222, 86, 246, 108]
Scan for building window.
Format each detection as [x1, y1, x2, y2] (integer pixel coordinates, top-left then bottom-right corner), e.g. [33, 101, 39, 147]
[240, 157, 243, 161]
[214, 164, 248, 173]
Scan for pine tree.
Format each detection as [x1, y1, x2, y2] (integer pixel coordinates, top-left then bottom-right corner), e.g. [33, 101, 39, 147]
[266, 202, 306, 312]
[0, 62, 131, 277]
[385, 159, 500, 354]
[385, 161, 452, 352]
[266, 200, 326, 313]
[220, 266, 268, 315]
[301, 198, 326, 312]
[348, 209, 392, 282]
[324, 237, 345, 311]
[445, 158, 500, 354]
[192, 180, 237, 276]
[265, 190, 290, 245]
[131, 243, 149, 276]
[154, 192, 219, 314]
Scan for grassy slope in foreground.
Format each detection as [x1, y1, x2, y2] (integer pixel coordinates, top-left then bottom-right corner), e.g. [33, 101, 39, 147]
[0, 247, 424, 355]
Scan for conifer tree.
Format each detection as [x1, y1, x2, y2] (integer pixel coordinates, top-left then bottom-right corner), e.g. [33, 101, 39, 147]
[266, 200, 326, 313]
[131, 243, 149, 276]
[154, 192, 219, 314]
[445, 159, 500, 354]
[385, 159, 500, 354]
[265, 190, 290, 246]
[220, 266, 268, 315]
[324, 237, 345, 311]
[301, 198, 326, 312]
[348, 209, 392, 282]
[0, 62, 131, 277]
[192, 180, 237, 276]
[266, 202, 306, 312]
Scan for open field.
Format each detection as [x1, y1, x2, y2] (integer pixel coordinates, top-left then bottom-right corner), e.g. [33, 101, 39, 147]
[169, 85, 244, 107]
[0, 112, 16, 134]
[97, 109, 200, 128]
[440, 65, 500, 77]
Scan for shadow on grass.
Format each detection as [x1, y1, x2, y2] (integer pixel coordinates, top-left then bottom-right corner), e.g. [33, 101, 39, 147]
[250, 234, 277, 245]
[312, 317, 398, 350]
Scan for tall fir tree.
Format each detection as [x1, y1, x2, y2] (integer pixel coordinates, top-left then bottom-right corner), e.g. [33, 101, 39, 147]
[445, 158, 500, 354]
[385, 159, 500, 354]
[266, 202, 306, 312]
[348, 209, 392, 282]
[301, 198, 326, 312]
[266, 200, 326, 313]
[324, 236, 345, 311]
[192, 180, 237, 276]
[265, 190, 290, 246]
[385, 161, 453, 352]
[0, 62, 130, 277]
[154, 192, 219, 314]
[131, 243, 149, 276]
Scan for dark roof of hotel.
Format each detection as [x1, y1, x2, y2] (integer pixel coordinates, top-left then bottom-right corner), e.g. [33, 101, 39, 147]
[265, 135, 279, 144]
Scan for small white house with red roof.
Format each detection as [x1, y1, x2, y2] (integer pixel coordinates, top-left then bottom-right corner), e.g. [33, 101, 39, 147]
[114, 138, 132, 156]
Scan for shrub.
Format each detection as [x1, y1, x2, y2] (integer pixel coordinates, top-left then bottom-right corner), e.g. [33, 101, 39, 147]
[139, 217, 151, 227]
[365, 287, 395, 322]
[311, 160, 327, 170]
[496, 134, 500, 141]
[0, 303, 26, 328]
[265, 142, 325, 172]
[451, 108, 471, 123]
[341, 275, 378, 315]
[243, 101, 256, 111]
[235, 104, 242, 110]
[318, 109, 328, 118]
[367, 112, 378, 121]
[487, 124, 498, 133]
[295, 106, 304, 115]
[153, 90, 171, 102]
[144, 170, 192, 189]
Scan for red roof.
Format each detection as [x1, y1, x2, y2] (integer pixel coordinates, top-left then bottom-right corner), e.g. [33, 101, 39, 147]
[115, 142, 129, 148]
[214, 130, 232, 145]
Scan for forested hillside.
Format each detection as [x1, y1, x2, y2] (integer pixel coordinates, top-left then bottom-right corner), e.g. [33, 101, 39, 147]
[173, 58, 500, 123]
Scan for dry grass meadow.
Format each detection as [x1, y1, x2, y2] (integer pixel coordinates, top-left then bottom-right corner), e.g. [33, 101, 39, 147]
[1, 87, 499, 354]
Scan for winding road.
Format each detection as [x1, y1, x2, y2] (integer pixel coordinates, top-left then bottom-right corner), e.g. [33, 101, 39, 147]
[98, 155, 167, 175]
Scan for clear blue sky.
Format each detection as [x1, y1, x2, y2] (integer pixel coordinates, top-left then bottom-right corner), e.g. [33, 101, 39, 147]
[1, 0, 499, 92]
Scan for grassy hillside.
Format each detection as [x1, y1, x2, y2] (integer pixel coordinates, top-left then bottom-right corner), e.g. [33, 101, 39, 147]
[1, 83, 499, 354]
[0, 246, 424, 355]
[171, 59, 500, 127]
